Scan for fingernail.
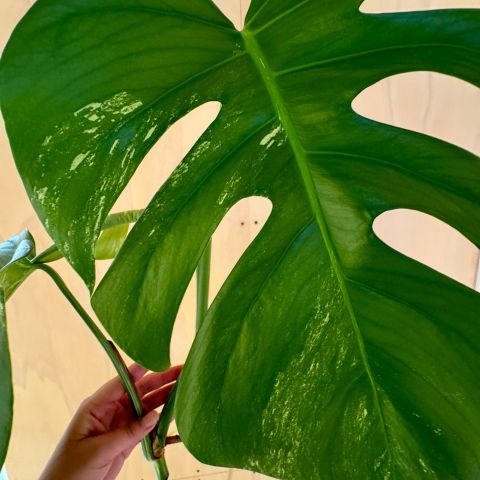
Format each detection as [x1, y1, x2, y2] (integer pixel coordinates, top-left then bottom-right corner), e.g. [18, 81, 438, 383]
[142, 410, 159, 429]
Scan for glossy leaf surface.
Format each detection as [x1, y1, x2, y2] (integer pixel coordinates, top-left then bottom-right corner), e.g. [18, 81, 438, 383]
[1, 1, 480, 478]
[35, 210, 142, 263]
[0, 290, 12, 469]
[0, 230, 36, 300]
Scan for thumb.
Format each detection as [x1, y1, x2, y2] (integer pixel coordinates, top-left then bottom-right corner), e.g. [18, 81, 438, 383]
[97, 410, 159, 457]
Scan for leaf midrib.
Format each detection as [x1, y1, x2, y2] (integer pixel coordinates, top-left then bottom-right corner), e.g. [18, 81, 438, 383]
[241, 27, 393, 466]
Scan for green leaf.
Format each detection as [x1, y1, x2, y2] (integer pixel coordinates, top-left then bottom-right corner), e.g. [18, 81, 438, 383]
[101, 209, 143, 230]
[95, 224, 129, 260]
[0, 290, 13, 469]
[1, 1, 480, 478]
[94, 209, 142, 260]
[34, 209, 142, 263]
[0, 230, 36, 300]
[95, 210, 143, 260]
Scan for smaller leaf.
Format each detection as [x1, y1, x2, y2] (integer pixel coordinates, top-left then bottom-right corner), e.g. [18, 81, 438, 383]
[0, 230, 35, 269]
[95, 224, 129, 260]
[0, 289, 13, 469]
[94, 210, 142, 260]
[0, 230, 36, 300]
[33, 209, 143, 264]
[101, 209, 143, 230]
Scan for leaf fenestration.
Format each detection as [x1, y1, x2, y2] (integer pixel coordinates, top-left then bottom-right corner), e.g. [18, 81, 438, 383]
[1, 1, 479, 478]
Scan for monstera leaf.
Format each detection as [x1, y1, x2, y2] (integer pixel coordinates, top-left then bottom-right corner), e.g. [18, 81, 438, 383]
[1, 1, 480, 478]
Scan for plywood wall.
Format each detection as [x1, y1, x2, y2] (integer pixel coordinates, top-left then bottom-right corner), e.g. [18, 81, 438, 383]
[1, 1, 479, 479]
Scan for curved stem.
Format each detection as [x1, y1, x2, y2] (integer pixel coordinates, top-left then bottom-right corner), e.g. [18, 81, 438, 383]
[36, 264, 165, 476]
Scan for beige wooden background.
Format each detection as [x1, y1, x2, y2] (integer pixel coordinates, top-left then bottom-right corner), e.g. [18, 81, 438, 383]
[1, 1, 479, 479]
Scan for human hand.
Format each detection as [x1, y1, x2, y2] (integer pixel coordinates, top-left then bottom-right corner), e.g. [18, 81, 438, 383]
[39, 363, 183, 480]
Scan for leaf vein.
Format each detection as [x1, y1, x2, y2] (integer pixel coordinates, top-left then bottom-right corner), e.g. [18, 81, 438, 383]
[306, 149, 480, 207]
[248, 0, 313, 35]
[242, 26, 396, 474]
[274, 44, 479, 77]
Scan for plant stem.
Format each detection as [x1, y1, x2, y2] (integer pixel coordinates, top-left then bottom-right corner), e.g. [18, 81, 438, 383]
[32, 244, 63, 263]
[36, 264, 165, 477]
[196, 239, 211, 331]
[153, 458, 169, 479]
[153, 383, 177, 458]
[152, 239, 212, 478]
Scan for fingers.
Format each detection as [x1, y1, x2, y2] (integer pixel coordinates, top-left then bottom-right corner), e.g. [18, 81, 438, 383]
[117, 364, 182, 412]
[104, 456, 126, 480]
[129, 363, 149, 382]
[113, 381, 175, 431]
[135, 365, 183, 397]
[88, 363, 182, 420]
[142, 382, 175, 412]
[87, 363, 148, 407]
[93, 410, 159, 458]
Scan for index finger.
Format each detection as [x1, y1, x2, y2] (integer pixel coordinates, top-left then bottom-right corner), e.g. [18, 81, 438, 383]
[89, 363, 148, 405]
[135, 365, 183, 397]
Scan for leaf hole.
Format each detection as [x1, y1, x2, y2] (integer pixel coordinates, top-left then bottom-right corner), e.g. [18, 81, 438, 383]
[96, 101, 221, 284]
[213, 0, 252, 30]
[170, 195, 272, 365]
[210, 195, 273, 301]
[359, 0, 480, 14]
[352, 72, 480, 155]
[373, 209, 479, 289]
[109, 101, 221, 214]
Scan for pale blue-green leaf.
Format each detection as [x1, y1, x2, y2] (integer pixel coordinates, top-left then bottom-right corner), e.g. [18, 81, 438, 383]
[0, 230, 36, 300]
